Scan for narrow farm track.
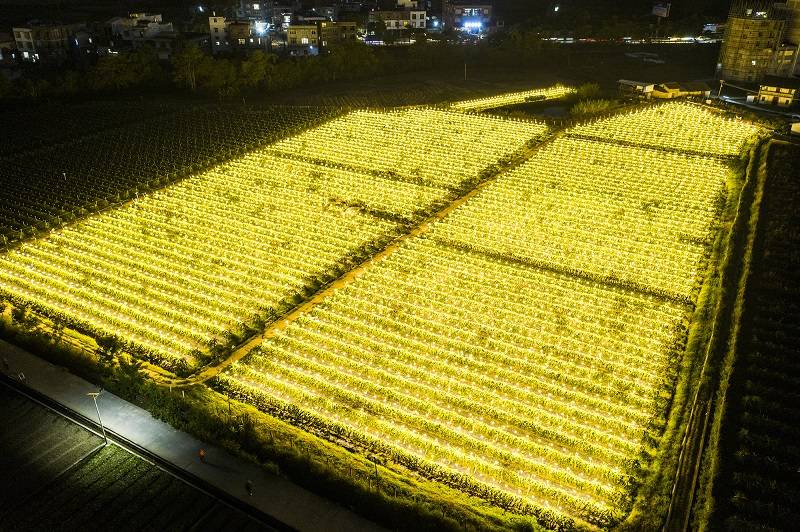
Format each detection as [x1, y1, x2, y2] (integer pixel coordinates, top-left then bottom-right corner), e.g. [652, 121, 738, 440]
[662, 139, 771, 531]
[150, 132, 562, 388]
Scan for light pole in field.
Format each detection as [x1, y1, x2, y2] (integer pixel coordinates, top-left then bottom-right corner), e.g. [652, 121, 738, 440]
[87, 391, 107, 444]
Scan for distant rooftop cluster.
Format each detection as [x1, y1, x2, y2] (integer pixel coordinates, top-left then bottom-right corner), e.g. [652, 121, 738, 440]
[0, 0, 502, 65]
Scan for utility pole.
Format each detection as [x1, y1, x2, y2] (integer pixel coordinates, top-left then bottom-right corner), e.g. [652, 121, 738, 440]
[87, 391, 108, 444]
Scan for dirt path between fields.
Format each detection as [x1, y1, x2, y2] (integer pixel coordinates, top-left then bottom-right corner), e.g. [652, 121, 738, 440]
[151, 134, 558, 388]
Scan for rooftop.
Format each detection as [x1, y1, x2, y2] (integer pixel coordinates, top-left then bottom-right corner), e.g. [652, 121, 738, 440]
[761, 75, 800, 89]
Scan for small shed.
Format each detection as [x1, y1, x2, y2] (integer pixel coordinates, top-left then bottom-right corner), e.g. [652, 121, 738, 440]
[652, 81, 711, 99]
[617, 79, 655, 99]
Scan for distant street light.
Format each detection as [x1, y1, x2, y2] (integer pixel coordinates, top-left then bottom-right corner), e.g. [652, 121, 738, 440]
[87, 391, 108, 444]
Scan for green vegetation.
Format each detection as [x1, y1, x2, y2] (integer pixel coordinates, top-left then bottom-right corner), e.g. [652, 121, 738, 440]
[2, 39, 563, 101]
[0, 384, 269, 531]
[0, 329, 544, 531]
[574, 82, 602, 101]
[695, 142, 800, 530]
[0, 98, 775, 531]
[570, 98, 619, 116]
[1, 443, 269, 532]
[0, 104, 340, 245]
[620, 135, 766, 531]
[0, 384, 102, 508]
[0, 100, 183, 157]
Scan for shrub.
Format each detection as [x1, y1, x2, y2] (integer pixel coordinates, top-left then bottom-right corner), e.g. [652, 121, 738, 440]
[570, 99, 616, 116]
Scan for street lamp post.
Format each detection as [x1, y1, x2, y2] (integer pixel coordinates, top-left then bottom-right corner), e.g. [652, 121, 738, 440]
[87, 391, 107, 444]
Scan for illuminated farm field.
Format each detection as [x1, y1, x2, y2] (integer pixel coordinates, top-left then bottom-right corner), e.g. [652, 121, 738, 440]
[0, 109, 546, 373]
[567, 101, 760, 156]
[267, 108, 549, 190]
[430, 137, 731, 301]
[0, 99, 763, 529]
[218, 237, 685, 528]
[215, 103, 761, 529]
[449, 85, 576, 112]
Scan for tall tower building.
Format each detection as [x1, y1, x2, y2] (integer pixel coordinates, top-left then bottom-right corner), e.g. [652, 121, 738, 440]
[785, 0, 800, 44]
[717, 1, 788, 82]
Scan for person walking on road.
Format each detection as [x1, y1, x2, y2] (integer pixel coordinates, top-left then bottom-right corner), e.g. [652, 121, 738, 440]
[245, 480, 254, 496]
[199, 448, 206, 463]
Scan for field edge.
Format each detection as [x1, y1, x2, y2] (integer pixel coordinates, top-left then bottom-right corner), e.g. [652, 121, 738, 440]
[619, 136, 770, 531]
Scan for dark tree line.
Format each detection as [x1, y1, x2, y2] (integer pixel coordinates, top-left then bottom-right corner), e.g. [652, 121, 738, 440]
[0, 30, 627, 101]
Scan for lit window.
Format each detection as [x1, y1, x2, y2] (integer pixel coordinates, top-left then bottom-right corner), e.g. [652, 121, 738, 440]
[301, 37, 309, 44]
[239, 38, 245, 44]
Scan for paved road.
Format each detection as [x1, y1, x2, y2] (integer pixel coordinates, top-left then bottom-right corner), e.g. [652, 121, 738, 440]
[0, 338, 385, 532]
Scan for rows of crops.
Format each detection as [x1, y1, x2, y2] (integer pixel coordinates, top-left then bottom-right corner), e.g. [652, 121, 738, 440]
[0, 384, 102, 509]
[429, 137, 730, 301]
[0, 105, 340, 242]
[0, 387, 268, 531]
[0, 99, 760, 527]
[268, 109, 549, 190]
[567, 102, 760, 157]
[217, 236, 684, 528]
[0, 109, 545, 373]
[216, 102, 759, 528]
[709, 143, 800, 530]
[1, 445, 270, 532]
[449, 85, 575, 112]
[0, 100, 185, 157]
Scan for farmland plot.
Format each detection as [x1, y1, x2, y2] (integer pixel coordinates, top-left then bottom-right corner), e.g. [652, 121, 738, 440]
[0, 109, 546, 373]
[268, 109, 549, 190]
[449, 85, 576, 112]
[217, 102, 760, 528]
[567, 102, 760, 157]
